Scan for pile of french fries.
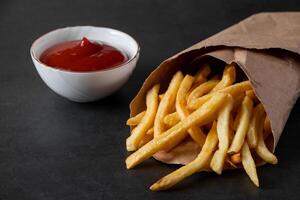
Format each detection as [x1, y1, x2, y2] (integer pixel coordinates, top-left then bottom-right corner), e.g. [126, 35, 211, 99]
[126, 63, 278, 191]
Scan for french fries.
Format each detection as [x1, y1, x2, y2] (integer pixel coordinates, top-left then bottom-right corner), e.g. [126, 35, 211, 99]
[228, 96, 253, 154]
[176, 75, 206, 146]
[241, 141, 259, 187]
[247, 104, 266, 148]
[154, 71, 183, 137]
[194, 64, 211, 85]
[126, 85, 159, 151]
[126, 93, 228, 169]
[246, 90, 258, 103]
[126, 111, 145, 126]
[150, 122, 218, 191]
[210, 95, 234, 174]
[210, 63, 236, 92]
[163, 112, 180, 127]
[187, 79, 220, 107]
[255, 116, 278, 164]
[230, 153, 241, 164]
[125, 63, 278, 191]
[187, 81, 252, 110]
[138, 128, 154, 148]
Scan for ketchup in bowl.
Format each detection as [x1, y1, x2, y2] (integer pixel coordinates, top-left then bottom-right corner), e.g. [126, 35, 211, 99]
[40, 37, 128, 72]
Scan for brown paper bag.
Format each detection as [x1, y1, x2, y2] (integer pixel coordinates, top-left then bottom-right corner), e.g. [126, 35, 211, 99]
[129, 12, 300, 165]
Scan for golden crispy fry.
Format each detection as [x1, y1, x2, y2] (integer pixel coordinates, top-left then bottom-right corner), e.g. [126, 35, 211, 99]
[187, 79, 220, 107]
[210, 95, 234, 174]
[247, 104, 266, 149]
[228, 96, 253, 154]
[188, 81, 252, 110]
[230, 153, 241, 164]
[150, 122, 218, 191]
[126, 111, 146, 126]
[126, 85, 160, 151]
[255, 116, 278, 164]
[241, 142, 259, 187]
[138, 128, 154, 148]
[194, 64, 211, 85]
[126, 93, 228, 169]
[163, 112, 180, 127]
[176, 75, 206, 146]
[211, 64, 236, 92]
[125, 63, 280, 191]
[154, 72, 184, 137]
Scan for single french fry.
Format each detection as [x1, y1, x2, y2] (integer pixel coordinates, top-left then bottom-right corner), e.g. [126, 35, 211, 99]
[230, 153, 241, 164]
[176, 75, 206, 147]
[126, 85, 160, 151]
[150, 122, 218, 191]
[210, 95, 234, 174]
[228, 96, 253, 154]
[154, 71, 184, 137]
[163, 112, 180, 127]
[188, 81, 252, 110]
[241, 141, 259, 187]
[126, 111, 146, 126]
[187, 79, 220, 107]
[138, 128, 154, 148]
[126, 93, 228, 169]
[247, 104, 266, 149]
[255, 115, 278, 164]
[194, 64, 211, 85]
[211, 64, 236, 92]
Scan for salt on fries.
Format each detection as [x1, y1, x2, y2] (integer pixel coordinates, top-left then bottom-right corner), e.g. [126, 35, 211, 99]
[125, 63, 277, 190]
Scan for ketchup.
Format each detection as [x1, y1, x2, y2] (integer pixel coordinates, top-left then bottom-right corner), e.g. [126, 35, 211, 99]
[40, 37, 128, 72]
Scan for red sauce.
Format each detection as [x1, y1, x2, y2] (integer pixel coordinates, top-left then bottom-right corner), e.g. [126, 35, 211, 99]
[40, 37, 128, 72]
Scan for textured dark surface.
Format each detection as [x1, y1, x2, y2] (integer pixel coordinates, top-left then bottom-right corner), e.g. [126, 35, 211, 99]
[0, 0, 300, 199]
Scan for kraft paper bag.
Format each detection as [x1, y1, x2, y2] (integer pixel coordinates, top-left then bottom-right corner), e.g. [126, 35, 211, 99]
[129, 12, 300, 165]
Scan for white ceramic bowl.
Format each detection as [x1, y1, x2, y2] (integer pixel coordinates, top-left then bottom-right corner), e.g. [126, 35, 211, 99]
[30, 26, 140, 102]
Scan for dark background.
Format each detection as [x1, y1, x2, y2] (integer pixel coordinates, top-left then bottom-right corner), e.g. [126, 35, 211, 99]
[0, 0, 300, 199]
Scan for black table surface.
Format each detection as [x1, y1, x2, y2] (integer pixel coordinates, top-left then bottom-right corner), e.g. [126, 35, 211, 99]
[1, 0, 300, 199]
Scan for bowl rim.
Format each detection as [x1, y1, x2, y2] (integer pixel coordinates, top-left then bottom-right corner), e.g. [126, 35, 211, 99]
[30, 26, 140, 74]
